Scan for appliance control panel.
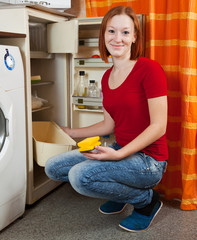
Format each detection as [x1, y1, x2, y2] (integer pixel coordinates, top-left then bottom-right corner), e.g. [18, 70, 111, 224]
[0, 0, 71, 9]
[4, 49, 15, 70]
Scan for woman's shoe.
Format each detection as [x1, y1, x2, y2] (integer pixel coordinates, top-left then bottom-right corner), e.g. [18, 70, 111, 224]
[99, 201, 127, 215]
[119, 200, 163, 232]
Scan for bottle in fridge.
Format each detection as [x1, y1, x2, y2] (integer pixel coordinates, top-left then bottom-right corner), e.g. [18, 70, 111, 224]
[76, 70, 86, 109]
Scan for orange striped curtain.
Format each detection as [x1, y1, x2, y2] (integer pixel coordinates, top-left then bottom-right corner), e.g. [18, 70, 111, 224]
[85, 0, 197, 210]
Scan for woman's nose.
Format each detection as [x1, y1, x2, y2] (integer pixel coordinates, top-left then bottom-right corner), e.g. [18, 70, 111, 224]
[114, 32, 122, 42]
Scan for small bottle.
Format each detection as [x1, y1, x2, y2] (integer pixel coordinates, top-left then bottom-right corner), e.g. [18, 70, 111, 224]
[102, 135, 110, 147]
[87, 80, 100, 97]
[77, 71, 86, 109]
[87, 80, 100, 109]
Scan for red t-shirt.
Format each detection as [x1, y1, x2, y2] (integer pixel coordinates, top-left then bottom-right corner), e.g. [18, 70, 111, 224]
[102, 57, 168, 161]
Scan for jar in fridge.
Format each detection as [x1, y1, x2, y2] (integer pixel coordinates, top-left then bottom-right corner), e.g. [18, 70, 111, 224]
[87, 80, 101, 110]
[87, 80, 100, 97]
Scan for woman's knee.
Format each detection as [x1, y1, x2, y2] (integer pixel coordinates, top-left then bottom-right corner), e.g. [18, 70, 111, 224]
[68, 162, 86, 192]
[45, 155, 61, 180]
[45, 149, 84, 181]
[68, 160, 97, 196]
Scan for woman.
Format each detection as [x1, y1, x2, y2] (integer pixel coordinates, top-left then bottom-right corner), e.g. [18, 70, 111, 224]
[45, 6, 168, 232]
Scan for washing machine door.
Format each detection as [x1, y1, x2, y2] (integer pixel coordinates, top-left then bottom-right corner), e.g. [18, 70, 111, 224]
[0, 108, 6, 152]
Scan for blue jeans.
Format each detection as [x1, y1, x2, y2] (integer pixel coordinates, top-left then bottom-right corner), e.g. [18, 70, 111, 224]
[45, 142, 167, 208]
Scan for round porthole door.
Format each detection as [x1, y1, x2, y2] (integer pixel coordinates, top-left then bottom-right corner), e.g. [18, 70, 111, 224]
[0, 108, 6, 153]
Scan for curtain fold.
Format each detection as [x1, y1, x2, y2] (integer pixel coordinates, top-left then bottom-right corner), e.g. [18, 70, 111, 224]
[85, 0, 197, 210]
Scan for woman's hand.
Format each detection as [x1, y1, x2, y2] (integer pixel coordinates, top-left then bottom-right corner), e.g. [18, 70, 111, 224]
[81, 145, 122, 161]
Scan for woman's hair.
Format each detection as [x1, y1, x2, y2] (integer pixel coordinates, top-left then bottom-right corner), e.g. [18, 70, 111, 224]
[99, 6, 143, 63]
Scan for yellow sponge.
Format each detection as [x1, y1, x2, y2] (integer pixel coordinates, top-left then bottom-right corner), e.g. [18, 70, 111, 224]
[78, 136, 101, 152]
[31, 75, 41, 84]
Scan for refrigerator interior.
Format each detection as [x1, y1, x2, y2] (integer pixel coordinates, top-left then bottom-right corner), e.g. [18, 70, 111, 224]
[29, 22, 71, 201]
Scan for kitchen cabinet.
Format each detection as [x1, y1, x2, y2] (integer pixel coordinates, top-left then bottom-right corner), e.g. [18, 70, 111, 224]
[0, 5, 145, 204]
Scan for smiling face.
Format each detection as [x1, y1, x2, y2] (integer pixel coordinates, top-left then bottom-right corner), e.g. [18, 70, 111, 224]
[104, 14, 136, 60]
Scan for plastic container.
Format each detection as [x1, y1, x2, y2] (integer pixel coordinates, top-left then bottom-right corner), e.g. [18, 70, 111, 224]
[32, 121, 76, 167]
[29, 23, 47, 52]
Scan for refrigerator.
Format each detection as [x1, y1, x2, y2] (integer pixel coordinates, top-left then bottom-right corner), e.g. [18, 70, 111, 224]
[0, 5, 145, 204]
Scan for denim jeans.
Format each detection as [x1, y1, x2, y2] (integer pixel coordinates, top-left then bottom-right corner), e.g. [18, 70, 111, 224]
[45, 142, 167, 208]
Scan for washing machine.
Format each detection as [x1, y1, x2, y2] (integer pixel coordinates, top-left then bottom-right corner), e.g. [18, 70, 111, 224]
[0, 45, 26, 231]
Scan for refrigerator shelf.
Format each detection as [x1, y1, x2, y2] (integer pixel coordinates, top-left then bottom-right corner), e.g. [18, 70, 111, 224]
[72, 96, 103, 111]
[73, 107, 103, 113]
[31, 81, 54, 87]
[32, 105, 53, 113]
[79, 38, 98, 47]
[74, 58, 113, 68]
[30, 51, 55, 59]
[72, 96, 102, 106]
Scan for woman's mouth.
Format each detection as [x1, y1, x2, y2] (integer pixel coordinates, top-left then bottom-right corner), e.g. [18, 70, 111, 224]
[111, 44, 124, 48]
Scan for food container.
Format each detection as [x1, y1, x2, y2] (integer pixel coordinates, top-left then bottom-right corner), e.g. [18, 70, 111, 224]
[32, 121, 76, 167]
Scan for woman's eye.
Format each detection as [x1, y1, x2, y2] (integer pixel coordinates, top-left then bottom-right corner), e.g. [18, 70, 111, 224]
[108, 29, 115, 33]
[123, 31, 130, 35]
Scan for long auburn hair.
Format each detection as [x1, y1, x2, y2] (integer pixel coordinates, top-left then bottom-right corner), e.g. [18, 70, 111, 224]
[99, 6, 142, 63]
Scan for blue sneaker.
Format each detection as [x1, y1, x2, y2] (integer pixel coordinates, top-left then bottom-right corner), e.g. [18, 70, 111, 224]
[119, 200, 163, 232]
[99, 201, 127, 215]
